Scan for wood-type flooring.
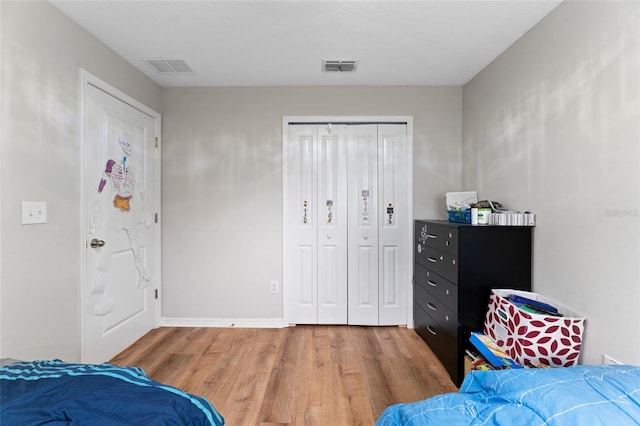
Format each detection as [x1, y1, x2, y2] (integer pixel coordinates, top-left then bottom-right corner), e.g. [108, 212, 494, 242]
[110, 326, 457, 426]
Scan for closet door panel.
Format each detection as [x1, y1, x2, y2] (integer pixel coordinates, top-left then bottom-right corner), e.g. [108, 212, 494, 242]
[378, 124, 407, 325]
[284, 125, 319, 324]
[347, 125, 379, 325]
[317, 125, 348, 324]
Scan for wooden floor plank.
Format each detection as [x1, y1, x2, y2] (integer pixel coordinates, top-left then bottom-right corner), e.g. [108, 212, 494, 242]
[354, 326, 398, 418]
[111, 326, 457, 425]
[332, 327, 376, 425]
[226, 328, 281, 425]
[258, 327, 305, 424]
[305, 327, 334, 424]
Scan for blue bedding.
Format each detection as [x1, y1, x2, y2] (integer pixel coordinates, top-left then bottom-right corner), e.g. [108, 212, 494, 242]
[377, 365, 640, 425]
[1, 360, 224, 425]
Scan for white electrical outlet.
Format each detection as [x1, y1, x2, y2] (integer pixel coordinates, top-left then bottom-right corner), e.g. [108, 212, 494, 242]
[22, 201, 47, 224]
[270, 280, 279, 293]
[603, 354, 623, 365]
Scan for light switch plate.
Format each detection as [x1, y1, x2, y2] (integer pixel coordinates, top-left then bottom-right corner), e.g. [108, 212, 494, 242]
[22, 201, 47, 224]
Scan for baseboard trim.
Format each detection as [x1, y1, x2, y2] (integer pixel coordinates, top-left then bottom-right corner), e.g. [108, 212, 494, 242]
[161, 317, 286, 328]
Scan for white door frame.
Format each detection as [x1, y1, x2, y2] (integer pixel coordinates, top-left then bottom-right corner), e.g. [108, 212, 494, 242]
[79, 69, 162, 361]
[282, 116, 414, 327]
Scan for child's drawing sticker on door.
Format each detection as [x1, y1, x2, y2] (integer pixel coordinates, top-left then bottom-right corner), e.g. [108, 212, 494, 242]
[97, 159, 116, 193]
[118, 132, 132, 156]
[88, 130, 152, 317]
[96, 133, 137, 211]
[113, 194, 133, 211]
[110, 160, 130, 195]
[361, 190, 370, 224]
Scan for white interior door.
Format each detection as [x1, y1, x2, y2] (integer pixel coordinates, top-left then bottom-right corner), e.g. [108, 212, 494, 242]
[347, 125, 380, 325]
[347, 124, 407, 325]
[377, 124, 407, 325]
[284, 118, 410, 327]
[317, 125, 348, 324]
[284, 124, 348, 324]
[284, 125, 319, 324]
[81, 72, 160, 363]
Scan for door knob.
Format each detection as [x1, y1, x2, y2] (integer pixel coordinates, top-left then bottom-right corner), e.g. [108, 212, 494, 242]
[363, 235, 369, 240]
[90, 238, 105, 248]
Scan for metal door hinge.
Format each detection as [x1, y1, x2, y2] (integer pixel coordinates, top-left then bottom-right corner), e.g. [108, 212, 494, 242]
[155, 213, 159, 223]
[155, 289, 159, 299]
[155, 137, 159, 148]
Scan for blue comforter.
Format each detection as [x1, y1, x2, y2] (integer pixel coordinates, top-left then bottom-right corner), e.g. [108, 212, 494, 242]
[1, 360, 224, 425]
[377, 365, 640, 425]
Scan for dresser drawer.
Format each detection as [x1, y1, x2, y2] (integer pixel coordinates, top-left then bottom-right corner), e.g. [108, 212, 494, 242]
[419, 222, 458, 255]
[415, 264, 458, 313]
[414, 281, 458, 340]
[414, 304, 458, 382]
[422, 246, 458, 284]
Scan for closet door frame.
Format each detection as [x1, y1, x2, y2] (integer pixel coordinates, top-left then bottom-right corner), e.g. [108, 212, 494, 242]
[282, 116, 414, 327]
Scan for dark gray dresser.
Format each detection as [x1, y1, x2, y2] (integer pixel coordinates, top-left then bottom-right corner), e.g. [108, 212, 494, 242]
[413, 220, 532, 386]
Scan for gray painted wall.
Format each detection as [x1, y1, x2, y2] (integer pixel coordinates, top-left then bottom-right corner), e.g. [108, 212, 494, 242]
[462, 1, 640, 365]
[1, 1, 162, 361]
[160, 86, 462, 321]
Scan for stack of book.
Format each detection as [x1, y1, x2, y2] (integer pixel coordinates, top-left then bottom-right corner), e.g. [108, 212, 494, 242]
[506, 294, 563, 317]
[469, 332, 522, 369]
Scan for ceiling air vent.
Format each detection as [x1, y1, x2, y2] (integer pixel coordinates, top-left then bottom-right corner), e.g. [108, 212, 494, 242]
[143, 58, 194, 74]
[322, 59, 358, 73]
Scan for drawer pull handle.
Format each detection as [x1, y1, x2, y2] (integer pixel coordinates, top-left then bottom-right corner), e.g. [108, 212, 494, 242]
[427, 257, 437, 263]
[426, 234, 437, 239]
[427, 280, 437, 287]
[427, 302, 437, 311]
[427, 325, 437, 336]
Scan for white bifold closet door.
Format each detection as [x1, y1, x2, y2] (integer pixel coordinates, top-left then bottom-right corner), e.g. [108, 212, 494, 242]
[347, 124, 407, 326]
[284, 123, 406, 326]
[285, 124, 349, 324]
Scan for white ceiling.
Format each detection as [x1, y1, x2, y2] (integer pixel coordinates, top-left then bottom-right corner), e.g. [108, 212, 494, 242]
[49, 0, 562, 87]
